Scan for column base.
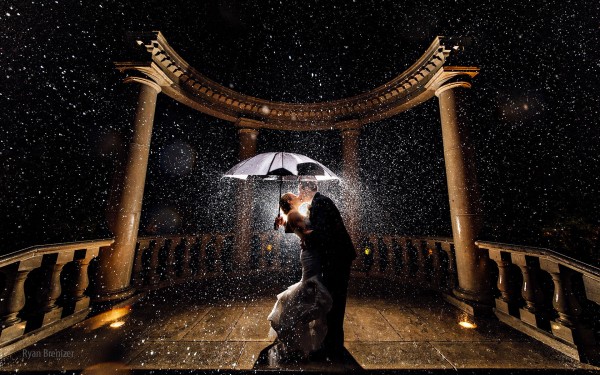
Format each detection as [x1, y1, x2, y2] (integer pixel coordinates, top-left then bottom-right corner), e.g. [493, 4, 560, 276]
[452, 286, 492, 304]
[444, 292, 493, 318]
[92, 286, 136, 304]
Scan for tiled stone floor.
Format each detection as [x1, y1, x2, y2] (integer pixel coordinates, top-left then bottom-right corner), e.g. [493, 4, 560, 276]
[1, 276, 598, 373]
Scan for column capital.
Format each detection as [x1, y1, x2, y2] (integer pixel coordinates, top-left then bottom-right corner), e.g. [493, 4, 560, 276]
[426, 66, 478, 97]
[237, 127, 259, 137]
[235, 117, 264, 130]
[435, 81, 472, 97]
[123, 77, 162, 94]
[340, 128, 361, 137]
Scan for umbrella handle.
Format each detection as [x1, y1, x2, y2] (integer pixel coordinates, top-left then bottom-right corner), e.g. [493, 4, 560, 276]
[274, 177, 283, 230]
[274, 212, 280, 230]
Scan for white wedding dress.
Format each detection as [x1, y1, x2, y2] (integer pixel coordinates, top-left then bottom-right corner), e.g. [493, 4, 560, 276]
[267, 239, 333, 357]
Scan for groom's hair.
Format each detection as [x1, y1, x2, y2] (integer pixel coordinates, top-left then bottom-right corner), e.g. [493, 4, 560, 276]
[298, 180, 318, 192]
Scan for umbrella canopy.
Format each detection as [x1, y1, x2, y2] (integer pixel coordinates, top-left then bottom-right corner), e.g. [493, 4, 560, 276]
[223, 152, 339, 181]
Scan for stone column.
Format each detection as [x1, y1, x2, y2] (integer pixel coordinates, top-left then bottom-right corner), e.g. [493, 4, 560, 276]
[95, 77, 161, 302]
[341, 128, 360, 247]
[435, 81, 490, 304]
[233, 128, 258, 271]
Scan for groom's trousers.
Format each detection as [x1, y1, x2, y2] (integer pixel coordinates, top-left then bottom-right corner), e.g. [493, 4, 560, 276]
[322, 261, 352, 354]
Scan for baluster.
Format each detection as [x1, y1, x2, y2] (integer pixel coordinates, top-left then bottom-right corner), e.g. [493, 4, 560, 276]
[489, 249, 519, 316]
[390, 237, 401, 277]
[0, 257, 42, 343]
[149, 238, 166, 286]
[383, 236, 394, 278]
[377, 237, 389, 275]
[400, 237, 411, 281]
[414, 239, 427, 283]
[197, 234, 211, 277]
[165, 237, 181, 282]
[63, 248, 99, 315]
[539, 259, 596, 347]
[440, 242, 457, 290]
[256, 233, 265, 271]
[270, 233, 278, 270]
[274, 231, 287, 272]
[180, 236, 195, 278]
[215, 235, 224, 273]
[369, 235, 381, 276]
[544, 261, 575, 326]
[27, 252, 75, 329]
[512, 254, 545, 328]
[132, 239, 152, 288]
[427, 240, 442, 289]
[261, 233, 272, 271]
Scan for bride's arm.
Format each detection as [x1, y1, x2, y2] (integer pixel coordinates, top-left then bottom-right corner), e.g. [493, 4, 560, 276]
[287, 212, 313, 235]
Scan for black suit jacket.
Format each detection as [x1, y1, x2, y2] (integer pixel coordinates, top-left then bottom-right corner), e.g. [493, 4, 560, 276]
[305, 192, 356, 269]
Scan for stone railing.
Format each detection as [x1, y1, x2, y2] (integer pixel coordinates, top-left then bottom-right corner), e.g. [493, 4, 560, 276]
[480, 241, 600, 362]
[130, 232, 297, 290]
[4, 234, 598, 363]
[0, 239, 112, 357]
[353, 234, 457, 293]
[130, 233, 457, 296]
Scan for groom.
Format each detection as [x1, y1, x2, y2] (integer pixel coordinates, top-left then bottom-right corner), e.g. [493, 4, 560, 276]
[275, 170, 356, 361]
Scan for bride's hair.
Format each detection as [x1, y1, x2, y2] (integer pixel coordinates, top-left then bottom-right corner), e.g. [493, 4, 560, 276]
[279, 192, 295, 214]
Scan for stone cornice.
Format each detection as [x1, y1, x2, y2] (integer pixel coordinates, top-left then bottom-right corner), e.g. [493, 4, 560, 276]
[115, 31, 478, 131]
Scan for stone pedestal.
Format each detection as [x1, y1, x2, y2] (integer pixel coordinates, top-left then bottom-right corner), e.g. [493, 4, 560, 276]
[0, 321, 27, 343]
[519, 308, 543, 328]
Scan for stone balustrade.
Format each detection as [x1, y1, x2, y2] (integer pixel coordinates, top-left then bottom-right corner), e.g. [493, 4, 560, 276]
[356, 235, 457, 293]
[0, 239, 112, 356]
[131, 233, 457, 296]
[479, 241, 600, 362]
[3, 233, 599, 364]
[131, 232, 295, 291]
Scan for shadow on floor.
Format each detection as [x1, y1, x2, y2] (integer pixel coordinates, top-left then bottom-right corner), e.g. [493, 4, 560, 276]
[253, 342, 362, 373]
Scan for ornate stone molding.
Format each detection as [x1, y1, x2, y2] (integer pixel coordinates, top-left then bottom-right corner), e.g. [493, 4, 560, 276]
[116, 31, 479, 131]
[426, 66, 479, 96]
[123, 76, 162, 94]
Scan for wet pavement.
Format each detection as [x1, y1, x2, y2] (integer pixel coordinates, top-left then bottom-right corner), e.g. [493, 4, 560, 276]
[1, 275, 598, 373]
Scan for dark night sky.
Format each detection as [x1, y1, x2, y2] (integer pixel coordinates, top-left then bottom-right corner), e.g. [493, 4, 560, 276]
[1, 0, 599, 260]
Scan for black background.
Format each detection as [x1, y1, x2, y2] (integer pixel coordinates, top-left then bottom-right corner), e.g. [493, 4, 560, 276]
[1, 0, 599, 261]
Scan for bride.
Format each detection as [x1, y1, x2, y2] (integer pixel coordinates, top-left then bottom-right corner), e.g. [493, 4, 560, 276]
[267, 192, 333, 361]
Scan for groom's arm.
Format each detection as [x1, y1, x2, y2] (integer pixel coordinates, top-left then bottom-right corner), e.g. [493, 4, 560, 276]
[305, 198, 333, 252]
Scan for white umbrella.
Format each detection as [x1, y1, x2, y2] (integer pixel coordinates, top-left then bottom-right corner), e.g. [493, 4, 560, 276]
[223, 152, 339, 227]
[223, 152, 338, 181]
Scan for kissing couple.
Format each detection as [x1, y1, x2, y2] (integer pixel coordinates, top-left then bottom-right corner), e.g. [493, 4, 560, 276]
[267, 176, 356, 363]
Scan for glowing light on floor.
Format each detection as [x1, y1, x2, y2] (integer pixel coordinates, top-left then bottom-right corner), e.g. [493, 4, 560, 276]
[81, 305, 131, 331]
[458, 312, 477, 329]
[459, 321, 477, 329]
[110, 321, 125, 328]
